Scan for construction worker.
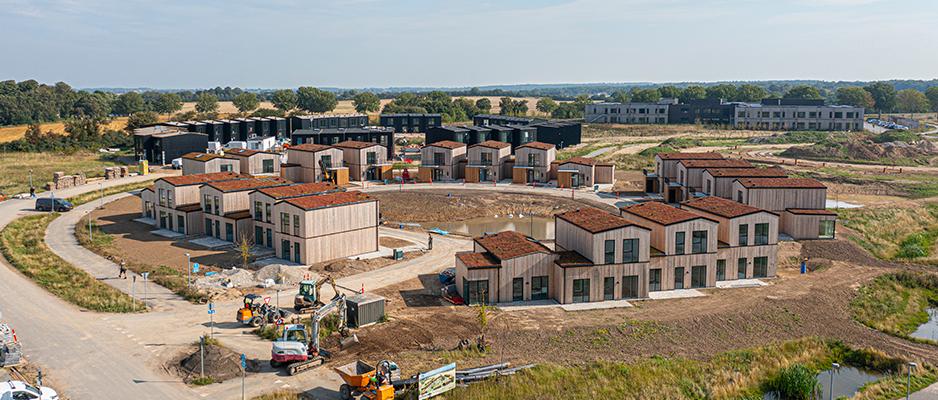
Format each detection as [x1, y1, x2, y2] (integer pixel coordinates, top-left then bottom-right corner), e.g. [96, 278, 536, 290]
[427, 234, 433, 250]
[118, 261, 128, 279]
[29, 186, 35, 199]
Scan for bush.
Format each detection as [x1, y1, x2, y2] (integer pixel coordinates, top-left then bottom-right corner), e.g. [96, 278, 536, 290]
[873, 130, 919, 144]
[766, 364, 819, 400]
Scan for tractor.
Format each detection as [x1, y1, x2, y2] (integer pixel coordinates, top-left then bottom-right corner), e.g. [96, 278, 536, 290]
[237, 294, 292, 327]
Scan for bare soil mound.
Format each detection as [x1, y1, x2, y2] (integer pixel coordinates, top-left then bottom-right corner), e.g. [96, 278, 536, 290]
[799, 239, 893, 268]
[782, 139, 938, 164]
[174, 343, 243, 384]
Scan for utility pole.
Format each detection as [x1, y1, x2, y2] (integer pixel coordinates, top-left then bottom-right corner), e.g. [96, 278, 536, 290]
[908, 362, 917, 400]
[131, 276, 136, 312]
[200, 336, 205, 379]
[829, 363, 840, 400]
[186, 252, 191, 288]
[88, 216, 93, 241]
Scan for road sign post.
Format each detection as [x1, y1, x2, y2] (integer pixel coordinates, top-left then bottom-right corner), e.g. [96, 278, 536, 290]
[200, 336, 205, 378]
[141, 272, 149, 305]
[240, 354, 247, 400]
[208, 302, 216, 338]
[131, 276, 136, 312]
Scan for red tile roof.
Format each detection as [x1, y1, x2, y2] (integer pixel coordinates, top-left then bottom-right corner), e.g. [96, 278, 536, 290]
[160, 172, 246, 186]
[204, 177, 290, 192]
[470, 140, 511, 150]
[786, 208, 837, 216]
[474, 231, 550, 260]
[559, 156, 614, 168]
[425, 140, 467, 150]
[455, 252, 501, 269]
[554, 250, 593, 268]
[704, 167, 787, 178]
[334, 140, 382, 149]
[289, 143, 333, 153]
[254, 182, 340, 199]
[736, 178, 827, 189]
[656, 152, 724, 160]
[556, 207, 646, 234]
[682, 196, 771, 219]
[679, 159, 752, 169]
[517, 141, 555, 151]
[620, 201, 716, 226]
[181, 152, 231, 161]
[284, 191, 374, 210]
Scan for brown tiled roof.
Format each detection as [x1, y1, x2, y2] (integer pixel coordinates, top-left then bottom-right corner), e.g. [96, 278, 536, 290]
[620, 201, 716, 226]
[679, 159, 752, 169]
[559, 156, 614, 168]
[141, 185, 154, 192]
[175, 203, 203, 212]
[425, 140, 467, 150]
[204, 177, 290, 192]
[284, 191, 374, 210]
[656, 152, 724, 160]
[255, 182, 340, 199]
[736, 178, 826, 189]
[474, 231, 550, 260]
[554, 250, 593, 268]
[334, 140, 381, 149]
[704, 167, 787, 178]
[181, 152, 230, 161]
[224, 210, 252, 220]
[786, 208, 837, 216]
[224, 148, 268, 157]
[517, 141, 555, 151]
[556, 207, 647, 234]
[470, 140, 511, 150]
[682, 196, 771, 219]
[455, 252, 501, 269]
[289, 143, 333, 153]
[160, 172, 246, 186]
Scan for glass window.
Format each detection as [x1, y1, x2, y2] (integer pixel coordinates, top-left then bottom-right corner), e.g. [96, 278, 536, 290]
[293, 215, 300, 236]
[204, 194, 211, 212]
[649, 269, 661, 291]
[265, 203, 271, 223]
[294, 242, 301, 263]
[512, 278, 523, 302]
[737, 258, 747, 279]
[280, 212, 290, 234]
[465, 279, 489, 305]
[674, 231, 685, 255]
[604, 240, 615, 264]
[674, 267, 685, 289]
[263, 159, 274, 173]
[603, 277, 615, 300]
[738, 224, 749, 246]
[622, 239, 639, 263]
[366, 152, 377, 165]
[531, 276, 549, 300]
[716, 259, 726, 281]
[819, 220, 835, 239]
[213, 196, 219, 215]
[254, 201, 263, 220]
[622, 275, 639, 298]
[691, 266, 707, 288]
[754, 257, 769, 278]
[755, 223, 769, 245]
[572, 279, 590, 303]
[691, 231, 707, 254]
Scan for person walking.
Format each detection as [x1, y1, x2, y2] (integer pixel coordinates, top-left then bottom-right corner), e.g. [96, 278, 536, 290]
[118, 261, 128, 279]
[29, 186, 35, 199]
[427, 234, 433, 251]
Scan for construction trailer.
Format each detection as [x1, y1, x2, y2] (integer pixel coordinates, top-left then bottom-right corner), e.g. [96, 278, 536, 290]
[346, 293, 386, 328]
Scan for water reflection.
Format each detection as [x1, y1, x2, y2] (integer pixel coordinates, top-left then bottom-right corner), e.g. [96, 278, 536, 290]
[763, 366, 883, 400]
[424, 216, 554, 240]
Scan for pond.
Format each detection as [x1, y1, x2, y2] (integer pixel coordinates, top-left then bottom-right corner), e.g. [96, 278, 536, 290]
[911, 308, 938, 342]
[422, 215, 555, 240]
[763, 366, 883, 400]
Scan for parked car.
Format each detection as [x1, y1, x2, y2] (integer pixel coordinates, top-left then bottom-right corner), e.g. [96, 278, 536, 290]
[0, 381, 59, 400]
[35, 198, 73, 212]
[171, 158, 183, 169]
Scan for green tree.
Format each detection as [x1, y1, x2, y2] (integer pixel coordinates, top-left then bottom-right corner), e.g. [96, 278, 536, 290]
[925, 87, 938, 118]
[630, 88, 660, 103]
[153, 93, 182, 115]
[475, 98, 491, 112]
[680, 86, 706, 103]
[783, 85, 822, 99]
[296, 87, 337, 113]
[895, 89, 930, 115]
[232, 92, 259, 113]
[835, 87, 875, 108]
[736, 84, 768, 102]
[705, 84, 737, 101]
[64, 117, 101, 143]
[112, 92, 146, 115]
[126, 111, 159, 131]
[270, 89, 298, 112]
[352, 91, 380, 113]
[195, 93, 219, 113]
[658, 86, 682, 99]
[611, 90, 630, 103]
[536, 97, 558, 115]
[71, 91, 111, 120]
[864, 82, 897, 113]
[551, 102, 583, 119]
[251, 108, 285, 118]
[498, 97, 528, 116]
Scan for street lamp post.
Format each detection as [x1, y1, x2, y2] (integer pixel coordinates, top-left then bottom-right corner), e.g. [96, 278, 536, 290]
[186, 252, 191, 288]
[829, 362, 840, 400]
[908, 362, 918, 400]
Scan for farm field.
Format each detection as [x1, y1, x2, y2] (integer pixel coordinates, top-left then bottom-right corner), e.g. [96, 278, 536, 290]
[0, 117, 130, 143]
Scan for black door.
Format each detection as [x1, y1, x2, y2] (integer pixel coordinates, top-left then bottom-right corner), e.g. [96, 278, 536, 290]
[674, 267, 684, 289]
[603, 277, 615, 300]
[531, 276, 548, 300]
[649, 269, 662, 292]
[512, 278, 523, 302]
[572, 279, 590, 303]
[622, 275, 639, 298]
[691, 266, 707, 288]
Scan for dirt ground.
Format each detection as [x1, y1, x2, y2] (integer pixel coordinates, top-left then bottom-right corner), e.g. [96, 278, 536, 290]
[171, 342, 246, 384]
[370, 189, 616, 224]
[309, 250, 423, 280]
[321, 239, 938, 376]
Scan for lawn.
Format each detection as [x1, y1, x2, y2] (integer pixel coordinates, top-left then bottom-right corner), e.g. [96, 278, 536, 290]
[0, 213, 139, 313]
[0, 151, 127, 196]
[851, 272, 938, 340]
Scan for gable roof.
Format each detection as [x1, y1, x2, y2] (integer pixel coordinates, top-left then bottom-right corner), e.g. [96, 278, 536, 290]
[159, 172, 246, 187]
[786, 208, 837, 216]
[204, 177, 290, 192]
[656, 152, 724, 161]
[224, 148, 270, 157]
[620, 201, 717, 226]
[559, 156, 613, 167]
[284, 191, 374, 210]
[517, 141, 555, 151]
[681, 196, 773, 219]
[474, 231, 550, 260]
[455, 252, 501, 269]
[425, 140, 467, 150]
[289, 143, 333, 153]
[679, 159, 752, 169]
[333, 140, 382, 150]
[556, 207, 648, 234]
[254, 182, 340, 199]
[181, 152, 232, 162]
[736, 178, 826, 189]
[704, 167, 787, 178]
[470, 140, 511, 150]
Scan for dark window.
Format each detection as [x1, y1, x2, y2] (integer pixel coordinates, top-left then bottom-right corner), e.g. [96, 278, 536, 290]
[225, 223, 233, 242]
[366, 152, 377, 165]
[622, 275, 639, 298]
[622, 239, 639, 263]
[738, 224, 749, 246]
[737, 258, 747, 279]
[262, 159, 274, 174]
[736, 191, 743, 203]
[294, 242, 301, 263]
[603, 277, 615, 300]
[205, 219, 212, 237]
[717, 259, 726, 281]
[266, 229, 272, 249]
[280, 212, 290, 234]
[254, 201, 263, 220]
[464, 278, 489, 305]
[531, 276, 548, 300]
[649, 269, 662, 291]
[755, 223, 769, 245]
[674, 231, 685, 255]
[293, 215, 300, 236]
[754, 257, 769, 278]
[674, 267, 685, 289]
[819, 220, 835, 239]
[512, 278, 523, 302]
[282, 240, 291, 260]
[691, 231, 707, 254]
[254, 226, 263, 246]
[691, 266, 707, 288]
[604, 240, 615, 264]
[572, 279, 590, 303]
[213, 196, 220, 215]
[265, 203, 271, 223]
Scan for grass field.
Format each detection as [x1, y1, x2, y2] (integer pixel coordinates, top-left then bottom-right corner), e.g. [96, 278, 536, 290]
[851, 272, 938, 340]
[0, 118, 129, 143]
[0, 213, 139, 313]
[0, 151, 126, 196]
[839, 202, 938, 262]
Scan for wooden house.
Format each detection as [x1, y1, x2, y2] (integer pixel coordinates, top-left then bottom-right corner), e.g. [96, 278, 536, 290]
[419, 141, 467, 182]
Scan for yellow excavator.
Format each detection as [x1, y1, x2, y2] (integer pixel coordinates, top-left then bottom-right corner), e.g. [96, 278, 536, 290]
[294, 276, 338, 313]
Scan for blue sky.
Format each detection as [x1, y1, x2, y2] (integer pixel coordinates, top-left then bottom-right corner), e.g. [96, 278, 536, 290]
[0, 0, 935, 89]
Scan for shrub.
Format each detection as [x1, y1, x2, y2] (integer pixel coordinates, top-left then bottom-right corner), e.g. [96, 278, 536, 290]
[766, 364, 819, 400]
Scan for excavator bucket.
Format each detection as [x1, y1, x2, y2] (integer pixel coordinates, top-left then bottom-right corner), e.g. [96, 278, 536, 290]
[339, 334, 360, 349]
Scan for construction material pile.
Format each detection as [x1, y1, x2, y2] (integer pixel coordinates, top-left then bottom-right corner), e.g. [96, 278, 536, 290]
[46, 171, 87, 190]
[0, 323, 22, 367]
[104, 166, 130, 180]
[194, 264, 310, 290]
[394, 363, 536, 389]
[175, 342, 244, 384]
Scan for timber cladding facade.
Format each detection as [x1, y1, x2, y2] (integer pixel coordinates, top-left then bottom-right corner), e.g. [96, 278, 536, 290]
[701, 167, 788, 199]
[557, 157, 615, 188]
[181, 152, 240, 175]
[284, 144, 348, 185]
[277, 192, 380, 265]
[223, 148, 281, 176]
[199, 177, 291, 244]
[512, 142, 556, 184]
[333, 141, 392, 182]
[149, 172, 247, 235]
[465, 141, 511, 183]
[419, 141, 467, 182]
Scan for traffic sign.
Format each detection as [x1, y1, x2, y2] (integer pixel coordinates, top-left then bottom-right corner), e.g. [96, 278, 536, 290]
[208, 309, 215, 315]
[141, 272, 149, 280]
[240, 354, 247, 369]
[192, 263, 200, 273]
[263, 297, 271, 305]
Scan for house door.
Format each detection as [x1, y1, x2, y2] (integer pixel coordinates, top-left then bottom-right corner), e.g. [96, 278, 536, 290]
[512, 278, 523, 302]
[266, 229, 273, 248]
[366, 167, 377, 181]
[674, 267, 685, 289]
[738, 258, 747, 279]
[649, 269, 662, 292]
[214, 221, 220, 238]
[531, 276, 548, 300]
[281, 240, 291, 260]
[603, 277, 615, 300]
[177, 215, 185, 234]
[254, 227, 264, 247]
[622, 275, 639, 298]
[526, 169, 534, 183]
[225, 223, 233, 242]
[294, 243, 301, 264]
[571, 173, 580, 188]
[753, 257, 768, 278]
[464, 279, 489, 305]
[205, 219, 212, 237]
[159, 212, 167, 229]
[691, 266, 707, 288]
[572, 279, 590, 303]
[479, 168, 489, 182]
[432, 168, 443, 181]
